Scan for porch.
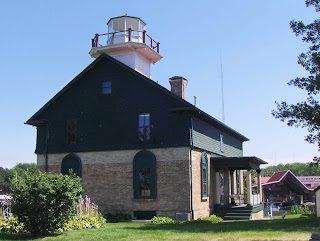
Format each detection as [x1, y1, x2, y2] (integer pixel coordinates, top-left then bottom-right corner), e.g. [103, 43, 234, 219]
[210, 156, 267, 220]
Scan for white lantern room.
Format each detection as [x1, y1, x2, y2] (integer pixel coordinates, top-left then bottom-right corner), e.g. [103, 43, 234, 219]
[89, 15, 162, 78]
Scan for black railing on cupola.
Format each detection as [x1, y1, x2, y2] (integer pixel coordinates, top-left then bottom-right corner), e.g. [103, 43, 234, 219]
[91, 28, 160, 54]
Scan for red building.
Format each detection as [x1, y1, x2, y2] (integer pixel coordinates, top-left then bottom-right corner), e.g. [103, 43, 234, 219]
[261, 171, 314, 204]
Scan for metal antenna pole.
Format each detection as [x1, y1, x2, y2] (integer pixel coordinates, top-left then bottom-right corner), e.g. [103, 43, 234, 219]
[220, 53, 225, 123]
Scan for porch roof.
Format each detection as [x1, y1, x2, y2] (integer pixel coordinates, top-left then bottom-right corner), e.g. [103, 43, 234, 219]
[211, 156, 267, 171]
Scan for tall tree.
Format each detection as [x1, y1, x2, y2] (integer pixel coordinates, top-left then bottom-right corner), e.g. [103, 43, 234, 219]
[272, 0, 320, 165]
[0, 163, 37, 194]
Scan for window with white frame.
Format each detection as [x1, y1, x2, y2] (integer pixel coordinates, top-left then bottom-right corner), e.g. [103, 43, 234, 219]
[139, 113, 150, 141]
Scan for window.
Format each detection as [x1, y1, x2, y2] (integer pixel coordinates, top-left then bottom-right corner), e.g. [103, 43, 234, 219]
[133, 150, 156, 199]
[139, 168, 151, 196]
[138, 113, 150, 141]
[220, 134, 224, 152]
[201, 152, 208, 198]
[61, 154, 82, 177]
[102, 81, 112, 94]
[67, 120, 77, 145]
[134, 211, 157, 220]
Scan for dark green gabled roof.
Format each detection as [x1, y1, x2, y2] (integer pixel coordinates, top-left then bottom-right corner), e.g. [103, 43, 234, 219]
[107, 16, 146, 25]
[26, 53, 249, 142]
[25, 54, 109, 125]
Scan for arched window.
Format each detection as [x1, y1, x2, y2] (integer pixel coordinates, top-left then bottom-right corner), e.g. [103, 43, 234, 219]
[133, 150, 156, 199]
[201, 152, 208, 198]
[61, 154, 82, 177]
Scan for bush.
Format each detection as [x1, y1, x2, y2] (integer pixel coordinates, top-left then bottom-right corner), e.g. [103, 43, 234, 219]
[151, 215, 223, 225]
[200, 214, 223, 223]
[60, 195, 106, 231]
[61, 214, 106, 231]
[0, 217, 24, 233]
[291, 205, 311, 215]
[189, 214, 223, 224]
[11, 171, 82, 235]
[104, 212, 132, 223]
[151, 216, 177, 224]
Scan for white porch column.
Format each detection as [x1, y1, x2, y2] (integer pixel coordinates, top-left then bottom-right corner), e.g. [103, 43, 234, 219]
[257, 170, 262, 203]
[224, 169, 230, 205]
[246, 170, 252, 205]
[240, 170, 244, 194]
[214, 171, 220, 205]
[231, 170, 236, 195]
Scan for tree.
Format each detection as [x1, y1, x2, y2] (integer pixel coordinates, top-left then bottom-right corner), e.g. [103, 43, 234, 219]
[0, 163, 37, 194]
[272, 0, 320, 164]
[261, 162, 320, 177]
[11, 171, 82, 235]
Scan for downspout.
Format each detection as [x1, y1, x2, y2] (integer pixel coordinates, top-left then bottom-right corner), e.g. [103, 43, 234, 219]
[190, 117, 194, 220]
[190, 110, 201, 220]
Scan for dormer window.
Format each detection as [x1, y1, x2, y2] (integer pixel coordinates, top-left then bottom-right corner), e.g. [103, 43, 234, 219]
[102, 81, 112, 94]
[139, 113, 150, 141]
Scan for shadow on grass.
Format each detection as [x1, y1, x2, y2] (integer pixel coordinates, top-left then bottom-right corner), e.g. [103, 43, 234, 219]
[0, 232, 62, 240]
[124, 215, 320, 234]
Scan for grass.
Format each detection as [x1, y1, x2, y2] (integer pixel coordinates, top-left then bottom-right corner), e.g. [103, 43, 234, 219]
[0, 215, 319, 241]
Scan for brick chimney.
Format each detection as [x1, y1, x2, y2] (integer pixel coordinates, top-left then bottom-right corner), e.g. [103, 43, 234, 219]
[169, 76, 188, 100]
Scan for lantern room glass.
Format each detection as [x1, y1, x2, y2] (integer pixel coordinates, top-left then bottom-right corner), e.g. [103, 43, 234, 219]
[107, 17, 146, 45]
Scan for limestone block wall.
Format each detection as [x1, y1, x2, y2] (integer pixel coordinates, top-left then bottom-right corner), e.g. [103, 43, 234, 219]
[191, 148, 212, 219]
[37, 147, 191, 218]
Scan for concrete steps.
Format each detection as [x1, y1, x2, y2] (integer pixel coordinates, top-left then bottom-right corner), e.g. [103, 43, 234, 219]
[213, 204, 264, 220]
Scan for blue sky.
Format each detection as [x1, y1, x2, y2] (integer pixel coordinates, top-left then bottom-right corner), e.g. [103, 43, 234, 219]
[0, 0, 318, 168]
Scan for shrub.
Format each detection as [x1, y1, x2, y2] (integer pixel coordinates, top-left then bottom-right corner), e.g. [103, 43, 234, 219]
[151, 216, 177, 224]
[186, 215, 223, 224]
[0, 217, 24, 233]
[104, 212, 132, 223]
[200, 214, 223, 223]
[291, 205, 311, 215]
[151, 215, 223, 224]
[11, 171, 82, 235]
[60, 195, 106, 231]
[61, 214, 106, 231]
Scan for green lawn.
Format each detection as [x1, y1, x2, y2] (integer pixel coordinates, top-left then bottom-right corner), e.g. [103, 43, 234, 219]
[0, 215, 319, 241]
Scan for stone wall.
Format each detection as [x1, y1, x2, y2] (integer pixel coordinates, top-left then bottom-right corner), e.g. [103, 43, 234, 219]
[251, 209, 264, 220]
[37, 147, 191, 219]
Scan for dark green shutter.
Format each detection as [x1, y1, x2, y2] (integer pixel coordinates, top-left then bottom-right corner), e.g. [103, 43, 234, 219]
[201, 152, 208, 198]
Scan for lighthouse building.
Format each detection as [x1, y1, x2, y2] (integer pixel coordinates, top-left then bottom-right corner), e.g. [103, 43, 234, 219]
[26, 15, 266, 220]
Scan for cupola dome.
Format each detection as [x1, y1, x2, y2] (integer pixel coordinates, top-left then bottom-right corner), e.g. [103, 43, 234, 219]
[89, 15, 162, 78]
